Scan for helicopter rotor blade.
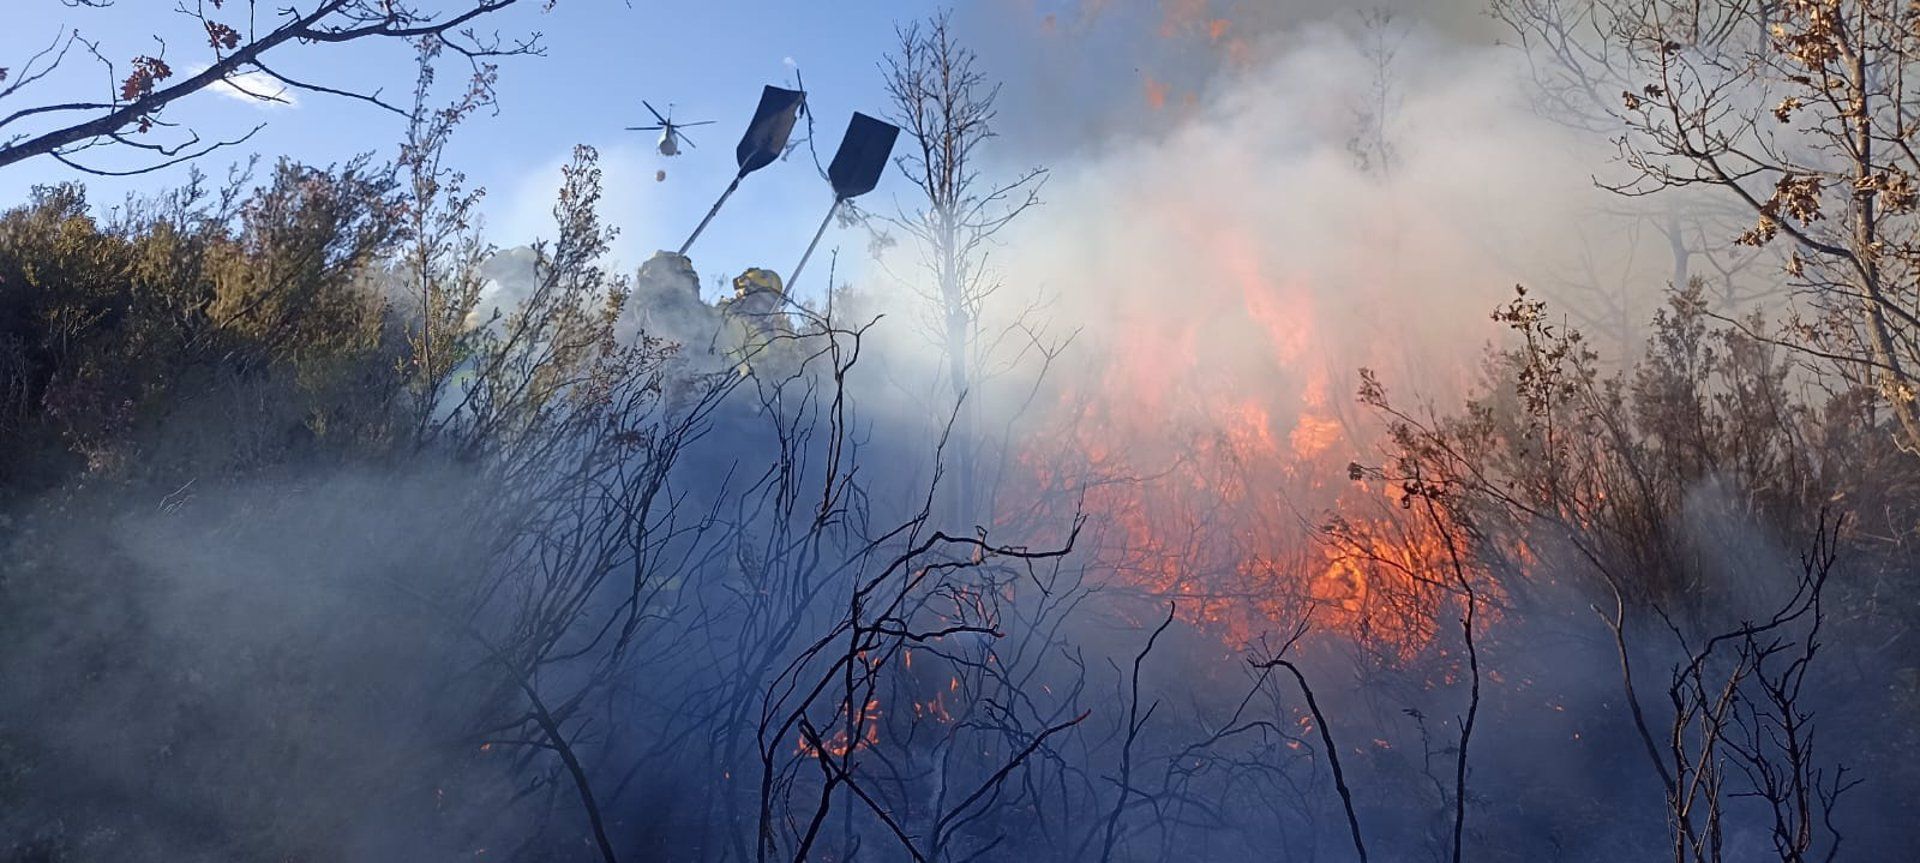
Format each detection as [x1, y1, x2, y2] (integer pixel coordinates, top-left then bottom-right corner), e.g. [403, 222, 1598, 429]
[679, 120, 717, 127]
[642, 100, 668, 125]
[677, 129, 698, 148]
[626, 125, 666, 131]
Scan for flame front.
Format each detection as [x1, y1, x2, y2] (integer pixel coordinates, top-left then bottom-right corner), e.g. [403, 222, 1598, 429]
[1011, 215, 1474, 652]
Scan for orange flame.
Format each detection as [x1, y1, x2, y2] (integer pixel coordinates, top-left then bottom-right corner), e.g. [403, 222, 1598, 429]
[1009, 203, 1491, 653]
[797, 698, 883, 759]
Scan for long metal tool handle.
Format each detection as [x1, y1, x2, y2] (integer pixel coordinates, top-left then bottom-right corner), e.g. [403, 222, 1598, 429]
[786, 197, 841, 294]
[678, 173, 743, 256]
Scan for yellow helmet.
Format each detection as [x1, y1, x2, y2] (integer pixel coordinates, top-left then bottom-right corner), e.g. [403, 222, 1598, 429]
[732, 267, 784, 298]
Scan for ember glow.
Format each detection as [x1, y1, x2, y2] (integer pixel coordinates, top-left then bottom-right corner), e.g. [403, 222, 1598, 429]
[796, 698, 884, 759]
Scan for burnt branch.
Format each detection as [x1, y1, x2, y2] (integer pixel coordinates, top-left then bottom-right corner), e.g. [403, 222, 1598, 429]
[1253, 623, 1371, 863]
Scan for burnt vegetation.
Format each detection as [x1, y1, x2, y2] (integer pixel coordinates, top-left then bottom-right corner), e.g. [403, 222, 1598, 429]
[1, 2, 1918, 862]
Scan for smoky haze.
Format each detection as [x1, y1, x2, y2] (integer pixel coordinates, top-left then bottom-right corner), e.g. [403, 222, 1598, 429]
[854, 6, 1629, 471]
[955, 0, 1503, 162]
[2, 1, 1915, 862]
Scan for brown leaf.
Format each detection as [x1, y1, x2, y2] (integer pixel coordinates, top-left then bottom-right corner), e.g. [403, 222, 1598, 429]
[205, 21, 241, 51]
[120, 56, 173, 102]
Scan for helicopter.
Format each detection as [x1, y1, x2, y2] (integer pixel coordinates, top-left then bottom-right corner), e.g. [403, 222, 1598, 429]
[626, 101, 716, 157]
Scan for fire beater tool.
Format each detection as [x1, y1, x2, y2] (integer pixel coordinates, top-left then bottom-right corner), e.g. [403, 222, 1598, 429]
[677, 85, 807, 256]
[786, 111, 901, 292]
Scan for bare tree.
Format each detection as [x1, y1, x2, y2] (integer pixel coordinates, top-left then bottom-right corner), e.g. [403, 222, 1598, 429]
[879, 9, 1047, 525]
[1347, 8, 1407, 179]
[0, 0, 550, 175]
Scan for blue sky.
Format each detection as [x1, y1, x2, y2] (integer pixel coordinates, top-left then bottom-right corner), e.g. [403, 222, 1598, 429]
[1, 0, 961, 298]
[2, 2, 1472, 298]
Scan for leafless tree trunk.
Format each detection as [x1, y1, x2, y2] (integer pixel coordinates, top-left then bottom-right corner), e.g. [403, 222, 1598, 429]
[880, 10, 1046, 526]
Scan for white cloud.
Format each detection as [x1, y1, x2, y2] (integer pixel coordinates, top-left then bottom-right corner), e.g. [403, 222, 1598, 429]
[196, 66, 298, 108]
